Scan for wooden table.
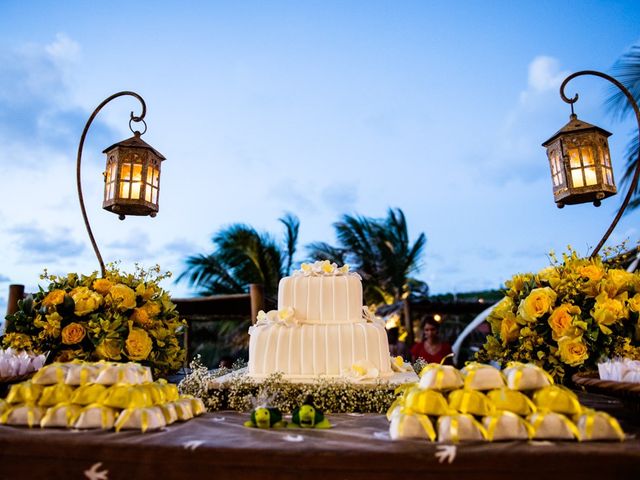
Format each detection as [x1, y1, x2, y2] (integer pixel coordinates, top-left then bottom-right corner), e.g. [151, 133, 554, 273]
[0, 392, 638, 480]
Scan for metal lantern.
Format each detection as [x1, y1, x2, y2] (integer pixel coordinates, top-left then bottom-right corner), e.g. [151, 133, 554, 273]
[542, 113, 615, 208]
[102, 130, 165, 220]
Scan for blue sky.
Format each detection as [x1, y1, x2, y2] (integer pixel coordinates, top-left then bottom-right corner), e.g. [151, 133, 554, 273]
[1, 1, 639, 316]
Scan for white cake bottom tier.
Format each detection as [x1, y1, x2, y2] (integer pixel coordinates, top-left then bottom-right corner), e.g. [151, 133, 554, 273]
[248, 322, 392, 378]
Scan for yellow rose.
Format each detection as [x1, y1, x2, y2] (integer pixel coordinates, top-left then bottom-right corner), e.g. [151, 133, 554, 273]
[108, 284, 137, 311]
[518, 287, 557, 323]
[130, 307, 153, 328]
[125, 328, 153, 361]
[538, 266, 561, 288]
[579, 264, 604, 282]
[55, 349, 79, 362]
[499, 312, 519, 345]
[42, 289, 66, 308]
[135, 283, 157, 301]
[592, 291, 628, 334]
[604, 269, 635, 297]
[61, 322, 86, 345]
[95, 338, 123, 360]
[92, 278, 113, 296]
[142, 301, 161, 318]
[70, 286, 103, 316]
[557, 336, 589, 366]
[628, 293, 640, 313]
[548, 304, 580, 340]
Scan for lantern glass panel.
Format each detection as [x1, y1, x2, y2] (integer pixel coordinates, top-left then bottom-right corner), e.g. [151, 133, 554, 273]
[119, 181, 130, 199]
[569, 149, 581, 169]
[550, 150, 563, 187]
[571, 168, 584, 188]
[152, 188, 158, 204]
[584, 166, 598, 186]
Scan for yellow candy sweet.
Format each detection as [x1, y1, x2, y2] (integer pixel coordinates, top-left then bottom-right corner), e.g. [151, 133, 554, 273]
[418, 364, 463, 391]
[32, 363, 70, 385]
[159, 402, 178, 425]
[574, 410, 624, 441]
[71, 383, 108, 405]
[74, 403, 118, 430]
[99, 384, 153, 409]
[38, 383, 76, 407]
[1, 404, 46, 427]
[172, 400, 194, 421]
[448, 389, 494, 416]
[533, 386, 582, 415]
[482, 411, 531, 441]
[437, 414, 487, 443]
[503, 362, 553, 391]
[64, 362, 102, 385]
[115, 406, 166, 433]
[6, 381, 44, 404]
[486, 388, 536, 416]
[404, 387, 450, 416]
[389, 409, 436, 441]
[461, 363, 505, 390]
[527, 411, 579, 440]
[41, 403, 83, 428]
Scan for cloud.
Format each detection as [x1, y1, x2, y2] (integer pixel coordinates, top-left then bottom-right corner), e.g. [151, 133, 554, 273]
[269, 180, 318, 214]
[0, 274, 10, 282]
[320, 183, 358, 213]
[519, 55, 570, 104]
[163, 238, 202, 255]
[9, 225, 85, 261]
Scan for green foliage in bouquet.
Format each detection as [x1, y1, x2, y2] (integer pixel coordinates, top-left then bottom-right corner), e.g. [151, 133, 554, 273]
[2, 264, 186, 378]
[476, 247, 640, 383]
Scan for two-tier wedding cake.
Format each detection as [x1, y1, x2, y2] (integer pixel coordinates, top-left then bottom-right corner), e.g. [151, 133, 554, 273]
[247, 261, 399, 381]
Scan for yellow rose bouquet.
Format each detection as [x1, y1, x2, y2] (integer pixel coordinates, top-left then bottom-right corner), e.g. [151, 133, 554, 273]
[2, 265, 186, 378]
[476, 248, 640, 383]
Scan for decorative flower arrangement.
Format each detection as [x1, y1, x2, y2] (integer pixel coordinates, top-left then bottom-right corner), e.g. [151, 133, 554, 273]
[293, 260, 357, 277]
[476, 248, 640, 383]
[2, 264, 186, 378]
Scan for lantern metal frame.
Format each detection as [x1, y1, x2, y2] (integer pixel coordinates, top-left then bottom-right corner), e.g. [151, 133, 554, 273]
[76, 91, 151, 277]
[553, 70, 640, 258]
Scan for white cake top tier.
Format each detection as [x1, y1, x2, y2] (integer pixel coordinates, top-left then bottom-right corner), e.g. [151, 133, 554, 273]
[278, 261, 363, 325]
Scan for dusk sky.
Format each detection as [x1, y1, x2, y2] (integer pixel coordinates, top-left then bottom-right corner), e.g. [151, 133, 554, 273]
[1, 1, 639, 316]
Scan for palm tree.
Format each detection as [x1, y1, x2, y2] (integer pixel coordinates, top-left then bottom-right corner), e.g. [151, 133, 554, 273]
[307, 208, 427, 306]
[179, 213, 300, 297]
[606, 44, 640, 211]
[177, 214, 299, 366]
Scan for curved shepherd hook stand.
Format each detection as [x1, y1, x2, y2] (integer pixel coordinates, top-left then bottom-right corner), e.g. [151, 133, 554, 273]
[76, 91, 147, 277]
[559, 71, 640, 259]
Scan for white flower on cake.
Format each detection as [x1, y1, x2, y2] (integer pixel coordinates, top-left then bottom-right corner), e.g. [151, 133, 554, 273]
[390, 355, 413, 373]
[362, 306, 385, 327]
[250, 307, 298, 335]
[293, 261, 359, 278]
[342, 360, 379, 382]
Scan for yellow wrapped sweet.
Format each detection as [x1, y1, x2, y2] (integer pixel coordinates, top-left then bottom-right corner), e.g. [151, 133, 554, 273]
[482, 411, 531, 441]
[437, 414, 486, 443]
[528, 411, 579, 440]
[575, 410, 624, 441]
[99, 384, 153, 409]
[32, 363, 70, 385]
[461, 363, 505, 390]
[74, 403, 118, 429]
[139, 382, 167, 405]
[41, 403, 83, 428]
[172, 400, 194, 421]
[448, 389, 494, 416]
[38, 383, 76, 407]
[160, 381, 180, 402]
[419, 364, 463, 391]
[404, 387, 450, 416]
[94, 362, 151, 385]
[64, 362, 102, 385]
[115, 406, 166, 433]
[503, 362, 553, 391]
[159, 402, 178, 425]
[6, 381, 44, 404]
[71, 383, 108, 405]
[183, 396, 206, 416]
[0, 399, 7, 416]
[0, 404, 46, 427]
[533, 386, 582, 416]
[486, 388, 536, 416]
[389, 409, 436, 441]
